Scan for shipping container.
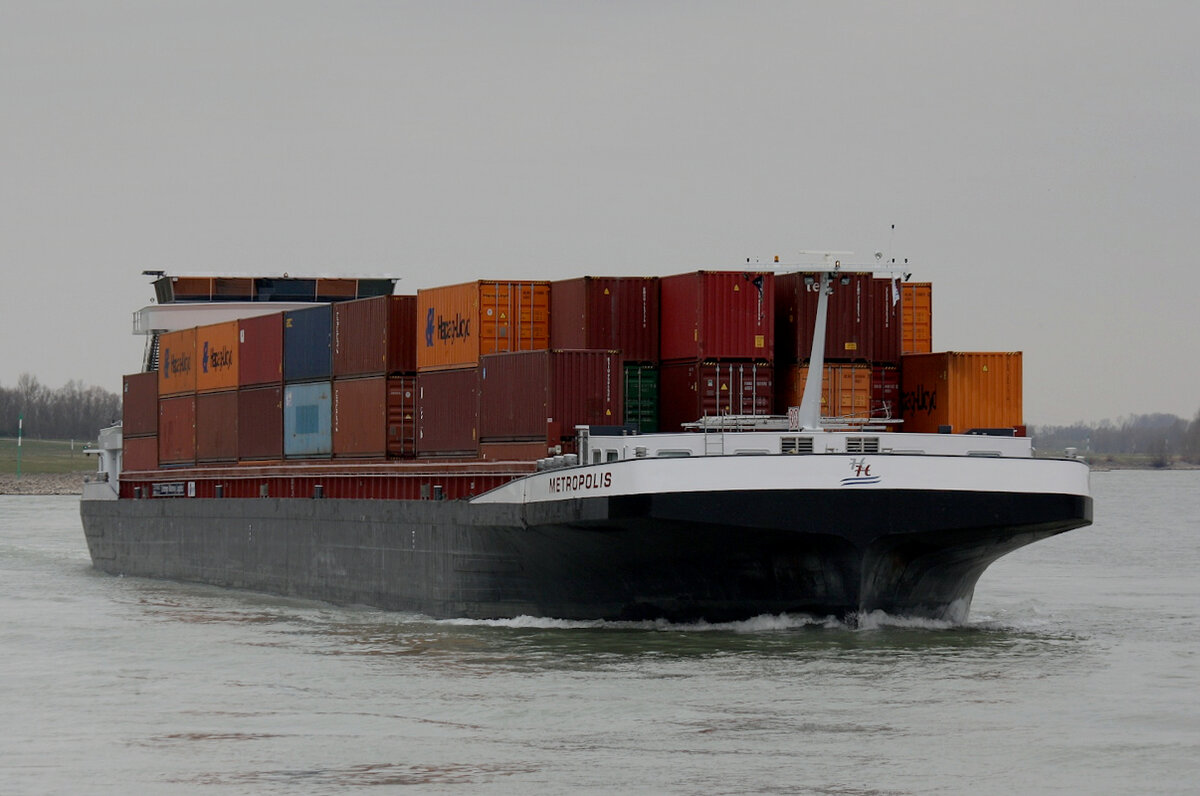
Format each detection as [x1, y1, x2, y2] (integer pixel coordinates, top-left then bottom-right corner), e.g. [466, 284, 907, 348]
[775, 272, 899, 364]
[238, 312, 284, 386]
[550, 276, 660, 362]
[195, 320, 240, 393]
[158, 394, 196, 466]
[623, 363, 659, 433]
[900, 352, 1022, 434]
[332, 376, 387, 458]
[237, 385, 283, 461]
[122, 372, 158, 438]
[416, 367, 479, 458]
[480, 441, 550, 462]
[157, 327, 197, 396]
[479, 350, 622, 444]
[333, 295, 419, 377]
[123, 435, 158, 471]
[284, 381, 332, 458]
[660, 271, 774, 362]
[777, 362, 872, 419]
[659, 360, 774, 432]
[871, 365, 901, 422]
[283, 305, 332, 383]
[416, 280, 550, 371]
[900, 282, 933, 354]
[387, 375, 417, 459]
[196, 390, 238, 462]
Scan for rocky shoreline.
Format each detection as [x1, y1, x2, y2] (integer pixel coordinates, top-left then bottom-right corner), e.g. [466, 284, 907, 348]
[0, 472, 90, 496]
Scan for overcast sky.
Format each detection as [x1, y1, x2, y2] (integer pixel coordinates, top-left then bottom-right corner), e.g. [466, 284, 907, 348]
[3, 1, 1197, 426]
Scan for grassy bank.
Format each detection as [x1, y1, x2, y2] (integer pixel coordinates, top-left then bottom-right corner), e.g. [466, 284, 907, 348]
[0, 437, 94, 475]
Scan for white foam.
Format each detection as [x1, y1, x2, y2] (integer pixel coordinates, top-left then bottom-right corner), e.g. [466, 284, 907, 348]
[432, 612, 839, 633]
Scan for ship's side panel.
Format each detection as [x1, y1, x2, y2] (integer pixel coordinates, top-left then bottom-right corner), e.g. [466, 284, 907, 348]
[195, 320, 240, 393]
[237, 385, 283, 460]
[283, 305, 332, 383]
[196, 389, 238, 462]
[238, 313, 284, 387]
[158, 328, 197, 397]
[332, 376, 387, 458]
[158, 394, 196, 465]
[122, 372, 158, 438]
[284, 381, 333, 458]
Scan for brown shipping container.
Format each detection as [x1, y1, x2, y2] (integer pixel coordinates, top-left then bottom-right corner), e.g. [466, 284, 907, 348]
[196, 320, 240, 393]
[158, 394, 196, 465]
[239, 313, 284, 386]
[479, 350, 622, 443]
[871, 365, 901, 421]
[122, 372, 158, 438]
[417, 367, 479, 457]
[900, 351, 1022, 434]
[237, 385, 283, 461]
[660, 271, 774, 362]
[332, 376, 388, 458]
[196, 390, 238, 462]
[387, 376, 417, 459]
[333, 295, 418, 377]
[480, 441, 550, 461]
[901, 282, 933, 354]
[416, 281, 550, 371]
[775, 272, 899, 364]
[777, 363, 872, 419]
[157, 327, 197, 396]
[550, 276, 660, 362]
[659, 360, 774, 432]
[123, 435, 158, 471]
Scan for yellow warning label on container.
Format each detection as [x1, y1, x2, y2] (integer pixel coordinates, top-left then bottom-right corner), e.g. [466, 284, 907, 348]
[755, 335, 765, 348]
[845, 342, 858, 351]
[720, 383, 728, 391]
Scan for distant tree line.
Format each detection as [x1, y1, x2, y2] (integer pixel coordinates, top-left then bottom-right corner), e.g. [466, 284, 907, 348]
[1031, 411, 1200, 466]
[0, 374, 121, 442]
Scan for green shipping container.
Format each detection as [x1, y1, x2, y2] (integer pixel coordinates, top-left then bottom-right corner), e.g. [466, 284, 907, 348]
[623, 364, 659, 433]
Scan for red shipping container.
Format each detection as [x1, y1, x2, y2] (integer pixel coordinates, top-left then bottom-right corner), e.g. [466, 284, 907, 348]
[775, 272, 898, 364]
[158, 394, 196, 466]
[237, 385, 283, 461]
[479, 350, 622, 443]
[480, 441, 550, 461]
[196, 390, 238, 463]
[332, 376, 387, 458]
[660, 271, 774, 362]
[550, 276, 660, 363]
[333, 295, 418, 377]
[417, 367, 479, 458]
[387, 375, 417, 459]
[122, 372, 158, 438]
[659, 360, 774, 432]
[238, 313, 284, 386]
[123, 435, 158, 471]
[871, 365, 901, 421]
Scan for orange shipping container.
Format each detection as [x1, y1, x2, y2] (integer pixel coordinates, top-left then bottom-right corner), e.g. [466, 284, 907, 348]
[416, 280, 550, 371]
[900, 282, 932, 355]
[157, 328, 197, 397]
[778, 363, 872, 419]
[900, 351, 1022, 434]
[195, 320, 240, 393]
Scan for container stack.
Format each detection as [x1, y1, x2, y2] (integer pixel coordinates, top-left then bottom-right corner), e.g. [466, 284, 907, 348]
[121, 371, 158, 470]
[237, 313, 284, 461]
[195, 320, 239, 463]
[282, 305, 334, 459]
[157, 327, 198, 466]
[657, 271, 776, 431]
[550, 276, 660, 432]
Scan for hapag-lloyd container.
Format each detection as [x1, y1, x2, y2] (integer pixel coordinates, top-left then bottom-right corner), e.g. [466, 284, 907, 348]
[550, 276, 660, 362]
[196, 390, 238, 462]
[283, 305, 332, 383]
[660, 271, 774, 362]
[284, 381, 332, 458]
[157, 328, 197, 397]
[777, 362, 872, 419]
[900, 351, 1022, 434]
[416, 281, 550, 371]
[775, 272, 899, 364]
[478, 350, 622, 444]
[416, 367, 478, 458]
[238, 313, 283, 386]
[238, 385, 283, 461]
[122, 372, 158, 438]
[158, 394, 196, 465]
[658, 360, 773, 432]
[900, 282, 933, 355]
[196, 320, 240, 393]
[333, 295, 418, 377]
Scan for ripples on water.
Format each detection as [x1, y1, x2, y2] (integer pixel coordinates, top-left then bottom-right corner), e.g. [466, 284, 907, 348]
[2, 472, 1198, 795]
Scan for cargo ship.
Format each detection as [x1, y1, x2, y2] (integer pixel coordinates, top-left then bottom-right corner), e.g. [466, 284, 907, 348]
[80, 267, 1092, 623]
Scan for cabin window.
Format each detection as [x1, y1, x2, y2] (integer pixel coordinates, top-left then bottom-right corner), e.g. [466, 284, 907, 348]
[592, 449, 603, 464]
[605, 450, 619, 463]
[656, 450, 692, 458]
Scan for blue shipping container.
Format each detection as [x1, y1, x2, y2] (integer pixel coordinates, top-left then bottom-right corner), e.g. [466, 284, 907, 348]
[284, 381, 332, 458]
[284, 305, 332, 382]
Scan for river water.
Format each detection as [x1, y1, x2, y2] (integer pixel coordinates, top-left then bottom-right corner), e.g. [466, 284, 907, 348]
[2, 470, 1198, 794]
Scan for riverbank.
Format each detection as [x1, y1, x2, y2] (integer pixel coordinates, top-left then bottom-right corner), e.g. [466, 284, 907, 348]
[0, 472, 88, 495]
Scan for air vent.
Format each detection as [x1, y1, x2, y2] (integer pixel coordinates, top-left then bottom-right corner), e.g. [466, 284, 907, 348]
[846, 437, 880, 454]
[781, 436, 814, 454]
